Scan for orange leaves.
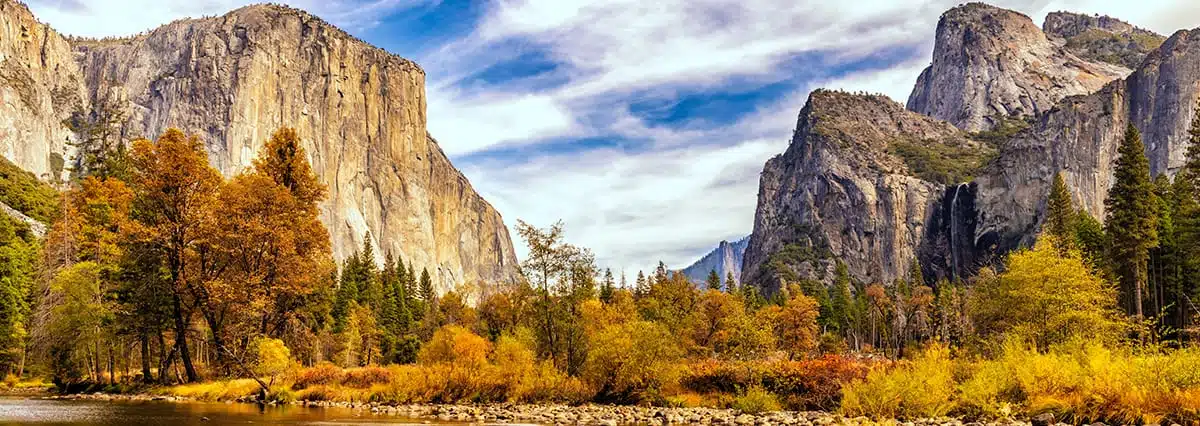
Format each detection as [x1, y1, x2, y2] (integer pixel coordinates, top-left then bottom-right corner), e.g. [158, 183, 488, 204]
[776, 293, 821, 359]
[252, 127, 326, 209]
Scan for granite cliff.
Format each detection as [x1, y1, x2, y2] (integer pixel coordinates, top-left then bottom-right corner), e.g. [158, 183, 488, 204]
[0, 1, 519, 289]
[741, 90, 991, 292]
[906, 3, 1132, 132]
[744, 3, 1197, 289]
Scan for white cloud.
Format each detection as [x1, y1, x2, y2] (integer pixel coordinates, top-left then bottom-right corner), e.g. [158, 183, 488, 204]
[465, 138, 785, 276]
[427, 88, 579, 156]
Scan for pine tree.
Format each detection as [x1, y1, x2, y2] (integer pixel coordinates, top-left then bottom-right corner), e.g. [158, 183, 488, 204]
[1105, 123, 1158, 318]
[725, 272, 737, 293]
[358, 233, 381, 309]
[419, 268, 434, 304]
[1044, 172, 1077, 248]
[706, 269, 722, 291]
[600, 268, 615, 303]
[653, 261, 669, 285]
[1074, 209, 1108, 265]
[332, 252, 362, 332]
[1172, 98, 1200, 335]
[1150, 175, 1179, 323]
[635, 271, 648, 296]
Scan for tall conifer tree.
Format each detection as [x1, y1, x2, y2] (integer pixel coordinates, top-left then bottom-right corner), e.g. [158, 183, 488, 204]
[1105, 124, 1158, 318]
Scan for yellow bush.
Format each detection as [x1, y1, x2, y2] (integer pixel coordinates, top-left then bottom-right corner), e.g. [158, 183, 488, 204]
[732, 387, 782, 414]
[583, 320, 684, 403]
[252, 337, 294, 385]
[167, 379, 261, 401]
[841, 345, 957, 419]
[843, 341, 1200, 423]
[419, 325, 490, 368]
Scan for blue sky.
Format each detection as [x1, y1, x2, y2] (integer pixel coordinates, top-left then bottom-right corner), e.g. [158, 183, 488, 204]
[27, 0, 1199, 278]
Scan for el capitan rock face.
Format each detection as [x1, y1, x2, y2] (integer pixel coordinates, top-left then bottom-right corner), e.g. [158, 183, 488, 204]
[0, 1, 518, 289]
[0, 0, 84, 182]
[906, 3, 1130, 132]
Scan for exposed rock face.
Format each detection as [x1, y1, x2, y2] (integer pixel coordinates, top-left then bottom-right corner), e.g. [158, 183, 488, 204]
[0, 1, 519, 289]
[741, 90, 980, 292]
[1044, 12, 1165, 69]
[0, 0, 84, 182]
[744, 4, 1200, 291]
[907, 3, 1130, 132]
[973, 28, 1200, 258]
[680, 236, 748, 286]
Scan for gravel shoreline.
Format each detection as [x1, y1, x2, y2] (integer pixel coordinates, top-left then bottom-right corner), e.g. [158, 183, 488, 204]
[42, 393, 1097, 426]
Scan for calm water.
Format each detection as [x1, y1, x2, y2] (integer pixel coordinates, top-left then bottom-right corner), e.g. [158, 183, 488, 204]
[0, 396, 456, 425]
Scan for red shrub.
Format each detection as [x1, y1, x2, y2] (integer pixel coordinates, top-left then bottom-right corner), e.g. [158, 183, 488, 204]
[341, 366, 393, 388]
[761, 355, 871, 411]
[294, 362, 345, 389]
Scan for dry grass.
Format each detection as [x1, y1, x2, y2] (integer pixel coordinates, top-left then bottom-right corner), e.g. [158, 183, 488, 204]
[840, 341, 1200, 423]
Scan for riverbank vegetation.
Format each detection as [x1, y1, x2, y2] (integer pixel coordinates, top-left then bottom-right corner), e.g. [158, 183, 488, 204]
[1, 102, 1200, 424]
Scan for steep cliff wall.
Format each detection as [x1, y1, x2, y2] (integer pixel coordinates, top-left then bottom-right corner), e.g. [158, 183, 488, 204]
[0, 0, 84, 182]
[741, 90, 985, 292]
[973, 28, 1200, 258]
[0, 1, 519, 289]
[906, 3, 1130, 132]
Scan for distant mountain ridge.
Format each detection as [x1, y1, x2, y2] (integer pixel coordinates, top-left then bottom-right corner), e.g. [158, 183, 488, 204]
[680, 236, 749, 286]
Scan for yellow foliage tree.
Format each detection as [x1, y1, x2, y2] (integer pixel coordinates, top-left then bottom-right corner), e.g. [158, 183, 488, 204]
[775, 293, 821, 359]
[583, 320, 683, 403]
[969, 239, 1129, 351]
[252, 337, 293, 386]
[419, 325, 490, 369]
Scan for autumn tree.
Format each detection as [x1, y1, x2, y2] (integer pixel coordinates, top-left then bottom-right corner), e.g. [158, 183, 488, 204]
[128, 129, 223, 382]
[191, 127, 332, 368]
[969, 239, 1128, 351]
[772, 293, 820, 359]
[1105, 124, 1158, 318]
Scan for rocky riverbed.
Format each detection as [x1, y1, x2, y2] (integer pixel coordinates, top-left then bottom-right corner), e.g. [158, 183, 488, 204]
[43, 393, 1113, 426]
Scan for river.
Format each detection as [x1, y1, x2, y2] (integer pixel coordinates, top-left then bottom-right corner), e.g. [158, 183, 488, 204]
[0, 396, 464, 425]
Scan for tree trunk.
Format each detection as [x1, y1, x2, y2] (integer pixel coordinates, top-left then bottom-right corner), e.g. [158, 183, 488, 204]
[140, 333, 153, 383]
[171, 293, 198, 382]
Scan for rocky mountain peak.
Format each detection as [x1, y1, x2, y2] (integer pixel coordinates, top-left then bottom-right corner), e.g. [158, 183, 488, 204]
[907, 3, 1130, 132]
[1043, 11, 1166, 69]
[741, 89, 985, 292]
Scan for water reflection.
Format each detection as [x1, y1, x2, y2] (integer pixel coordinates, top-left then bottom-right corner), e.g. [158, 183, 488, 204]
[0, 397, 445, 425]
